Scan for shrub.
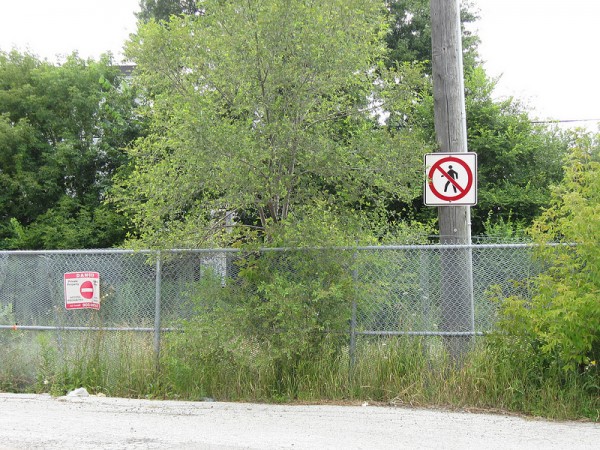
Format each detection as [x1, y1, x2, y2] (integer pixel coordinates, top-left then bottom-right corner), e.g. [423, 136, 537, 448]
[496, 132, 600, 371]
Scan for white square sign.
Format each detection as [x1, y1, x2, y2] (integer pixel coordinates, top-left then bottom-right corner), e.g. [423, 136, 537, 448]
[64, 272, 100, 310]
[424, 152, 477, 206]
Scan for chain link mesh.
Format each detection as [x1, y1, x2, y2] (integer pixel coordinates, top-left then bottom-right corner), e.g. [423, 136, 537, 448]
[0, 245, 540, 336]
[353, 245, 537, 335]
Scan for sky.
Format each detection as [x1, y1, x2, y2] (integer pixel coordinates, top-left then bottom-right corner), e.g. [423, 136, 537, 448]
[0, 0, 140, 62]
[0, 0, 599, 131]
[473, 0, 600, 129]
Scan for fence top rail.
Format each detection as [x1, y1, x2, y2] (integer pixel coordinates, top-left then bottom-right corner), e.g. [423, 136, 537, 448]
[0, 248, 240, 256]
[0, 248, 146, 256]
[0, 243, 569, 256]
[356, 243, 569, 250]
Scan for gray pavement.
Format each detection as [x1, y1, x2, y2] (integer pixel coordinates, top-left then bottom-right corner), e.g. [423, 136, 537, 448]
[0, 393, 598, 449]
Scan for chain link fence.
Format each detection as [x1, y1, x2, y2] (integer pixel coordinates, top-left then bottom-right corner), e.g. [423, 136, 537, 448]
[0, 245, 543, 370]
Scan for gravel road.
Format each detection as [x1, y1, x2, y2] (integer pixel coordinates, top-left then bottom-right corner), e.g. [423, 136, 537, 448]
[0, 393, 598, 449]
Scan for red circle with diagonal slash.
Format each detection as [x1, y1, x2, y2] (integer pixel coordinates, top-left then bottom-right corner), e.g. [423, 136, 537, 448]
[428, 156, 473, 202]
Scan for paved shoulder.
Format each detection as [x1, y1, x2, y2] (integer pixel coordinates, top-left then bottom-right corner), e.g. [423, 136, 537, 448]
[0, 394, 598, 449]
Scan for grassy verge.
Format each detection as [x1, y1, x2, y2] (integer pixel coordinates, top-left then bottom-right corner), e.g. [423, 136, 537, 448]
[1, 330, 598, 421]
[155, 332, 599, 420]
[1, 329, 158, 398]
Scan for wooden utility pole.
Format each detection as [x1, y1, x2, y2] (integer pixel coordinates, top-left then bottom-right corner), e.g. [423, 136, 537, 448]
[429, 0, 474, 360]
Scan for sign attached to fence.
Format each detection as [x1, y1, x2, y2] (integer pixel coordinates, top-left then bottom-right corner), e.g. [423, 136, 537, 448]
[424, 152, 477, 206]
[64, 272, 100, 310]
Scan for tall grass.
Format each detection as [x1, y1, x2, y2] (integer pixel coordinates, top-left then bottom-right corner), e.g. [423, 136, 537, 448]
[157, 331, 599, 420]
[1, 329, 598, 420]
[0, 329, 158, 398]
[0, 329, 39, 391]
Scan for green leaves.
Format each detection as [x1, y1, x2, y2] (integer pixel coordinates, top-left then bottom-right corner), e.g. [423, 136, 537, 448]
[115, 0, 428, 247]
[497, 132, 600, 371]
[0, 51, 139, 249]
[463, 67, 569, 233]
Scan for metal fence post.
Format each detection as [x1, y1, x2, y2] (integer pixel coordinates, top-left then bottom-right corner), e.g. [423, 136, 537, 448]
[419, 248, 431, 332]
[154, 251, 162, 368]
[468, 244, 475, 335]
[349, 248, 358, 379]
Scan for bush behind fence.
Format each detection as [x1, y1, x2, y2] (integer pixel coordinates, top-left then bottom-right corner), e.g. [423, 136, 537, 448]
[0, 245, 541, 383]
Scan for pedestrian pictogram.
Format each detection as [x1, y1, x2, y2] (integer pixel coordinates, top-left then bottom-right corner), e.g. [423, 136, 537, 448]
[443, 165, 459, 193]
[424, 153, 477, 206]
[64, 272, 100, 310]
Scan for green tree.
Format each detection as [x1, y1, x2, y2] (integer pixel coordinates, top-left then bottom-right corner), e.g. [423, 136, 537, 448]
[114, 0, 427, 248]
[465, 69, 567, 234]
[497, 132, 600, 370]
[409, 67, 568, 235]
[117, 1, 433, 394]
[136, 0, 201, 23]
[383, 2, 570, 236]
[384, 0, 480, 70]
[0, 51, 141, 249]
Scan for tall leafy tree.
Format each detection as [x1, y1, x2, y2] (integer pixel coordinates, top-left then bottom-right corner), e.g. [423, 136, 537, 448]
[114, 0, 427, 247]
[497, 132, 600, 370]
[383, 1, 569, 236]
[136, 0, 201, 22]
[384, 0, 480, 70]
[465, 69, 567, 234]
[403, 67, 568, 235]
[0, 51, 141, 249]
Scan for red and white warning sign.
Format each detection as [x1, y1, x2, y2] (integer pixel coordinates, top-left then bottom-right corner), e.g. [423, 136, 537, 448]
[64, 272, 100, 310]
[424, 152, 477, 206]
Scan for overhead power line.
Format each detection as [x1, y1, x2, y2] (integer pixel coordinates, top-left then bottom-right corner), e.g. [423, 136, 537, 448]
[530, 118, 600, 124]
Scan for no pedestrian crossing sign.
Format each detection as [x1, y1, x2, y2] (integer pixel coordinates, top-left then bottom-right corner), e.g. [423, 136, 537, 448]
[64, 272, 100, 310]
[424, 152, 477, 206]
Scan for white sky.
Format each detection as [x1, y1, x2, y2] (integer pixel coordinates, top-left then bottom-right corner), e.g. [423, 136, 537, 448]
[0, 0, 140, 62]
[474, 0, 600, 129]
[0, 0, 599, 129]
